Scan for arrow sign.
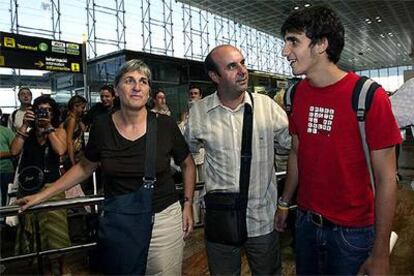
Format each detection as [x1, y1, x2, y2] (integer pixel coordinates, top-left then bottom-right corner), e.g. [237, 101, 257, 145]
[35, 60, 44, 68]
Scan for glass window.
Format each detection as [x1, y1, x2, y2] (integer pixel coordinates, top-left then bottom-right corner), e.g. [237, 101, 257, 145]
[388, 67, 398, 77]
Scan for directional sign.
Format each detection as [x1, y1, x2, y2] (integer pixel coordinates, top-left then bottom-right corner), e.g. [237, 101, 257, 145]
[0, 32, 84, 73]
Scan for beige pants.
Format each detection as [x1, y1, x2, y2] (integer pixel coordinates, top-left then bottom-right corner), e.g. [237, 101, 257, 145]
[146, 201, 185, 275]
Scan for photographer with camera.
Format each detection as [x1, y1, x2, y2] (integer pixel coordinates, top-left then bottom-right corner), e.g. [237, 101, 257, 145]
[10, 95, 71, 275]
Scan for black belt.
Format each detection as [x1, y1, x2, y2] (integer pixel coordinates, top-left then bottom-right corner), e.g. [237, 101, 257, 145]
[300, 209, 340, 227]
[310, 212, 337, 228]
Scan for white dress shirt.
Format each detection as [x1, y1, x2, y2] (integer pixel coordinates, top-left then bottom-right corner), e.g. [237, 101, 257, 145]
[185, 91, 291, 237]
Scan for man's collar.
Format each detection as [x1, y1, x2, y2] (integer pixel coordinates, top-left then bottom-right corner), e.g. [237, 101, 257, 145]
[206, 91, 252, 112]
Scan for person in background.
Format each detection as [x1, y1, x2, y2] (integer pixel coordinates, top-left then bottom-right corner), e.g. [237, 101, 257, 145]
[84, 85, 116, 127]
[178, 85, 204, 225]
[61, 95, 88, 200]
[0, 108, 15, 211]
[151, 88, 171, 116]
[8, 87, 33, 132]
[62, 95, 87, 170]
[185, 44, 291, 275]
[275, 5, 402, 275]
[188, 85, 203, 103]
[15, 59, 196, 275]
[10, 96, 71, 275]
[178, 85, 203, 133]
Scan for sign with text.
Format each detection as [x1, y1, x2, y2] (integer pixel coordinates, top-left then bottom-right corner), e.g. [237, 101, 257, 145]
[0, 32, 84, 73]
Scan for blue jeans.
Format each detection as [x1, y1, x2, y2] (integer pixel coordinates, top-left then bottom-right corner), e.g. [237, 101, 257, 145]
[295, 209, 374, 275]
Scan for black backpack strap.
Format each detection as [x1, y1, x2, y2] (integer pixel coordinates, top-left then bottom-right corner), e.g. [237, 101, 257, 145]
[352, 76, 381, 194]
[352, 76, 380, 121]
[10, 109, 18, 131]
[143, 111, 157, 189]
[284, 82, 299, 115]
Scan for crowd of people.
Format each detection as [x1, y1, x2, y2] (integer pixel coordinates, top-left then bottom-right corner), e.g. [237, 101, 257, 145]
[0, 4, 403, 276]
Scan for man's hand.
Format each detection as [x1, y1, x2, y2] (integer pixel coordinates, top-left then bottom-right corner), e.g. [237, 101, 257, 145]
[274, 208, 289, 232]
[357, 255, 389, 276]
[182, 203, 194, 239]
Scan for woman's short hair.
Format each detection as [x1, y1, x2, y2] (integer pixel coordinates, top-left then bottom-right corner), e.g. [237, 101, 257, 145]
[114, 59, 152, 88]
[67, 95, 87, 111]
[32, 95, 61, 128]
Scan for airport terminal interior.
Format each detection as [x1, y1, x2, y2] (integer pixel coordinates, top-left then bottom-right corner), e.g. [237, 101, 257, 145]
[1, 0, 414, 275]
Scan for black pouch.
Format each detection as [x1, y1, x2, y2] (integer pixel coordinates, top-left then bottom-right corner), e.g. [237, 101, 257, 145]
[204, 192, 247, 246]
[17, 166, 45, 197]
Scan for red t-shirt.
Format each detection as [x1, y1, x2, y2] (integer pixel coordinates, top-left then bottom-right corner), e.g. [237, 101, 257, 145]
[289, 72, 402, 227]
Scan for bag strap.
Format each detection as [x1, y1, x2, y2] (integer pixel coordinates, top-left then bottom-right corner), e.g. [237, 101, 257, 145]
[239, 92, 254, 202]
[352, 76, 380, 195]
[284, 82, 299, 115]
[143, 111, 158, 188]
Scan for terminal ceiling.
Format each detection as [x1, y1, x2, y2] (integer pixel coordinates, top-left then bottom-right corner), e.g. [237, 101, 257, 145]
[179, 0, 414, 72]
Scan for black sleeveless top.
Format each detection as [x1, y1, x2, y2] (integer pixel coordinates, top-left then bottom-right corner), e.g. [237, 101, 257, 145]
[19, 131, 61, 186]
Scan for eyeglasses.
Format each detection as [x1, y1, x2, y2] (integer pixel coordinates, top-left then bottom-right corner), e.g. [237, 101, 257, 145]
[122, 76, 150, 87]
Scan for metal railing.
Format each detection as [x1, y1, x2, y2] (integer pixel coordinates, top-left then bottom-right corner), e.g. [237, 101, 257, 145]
[0, 171, 289, 273]
[0, 196, 104, 274]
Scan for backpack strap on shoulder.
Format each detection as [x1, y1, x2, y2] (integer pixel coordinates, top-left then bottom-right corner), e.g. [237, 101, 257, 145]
[352, 76, 381, 194]
[352, 76, 380, 121]
[284, 82, 299, 115]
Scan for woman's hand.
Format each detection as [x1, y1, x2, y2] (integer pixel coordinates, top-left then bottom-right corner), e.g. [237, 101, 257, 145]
[14, 192, 45, 212]
[37, 117, 52, 130]
[182, 202, 194, 239]
[22, 108, 35, 129]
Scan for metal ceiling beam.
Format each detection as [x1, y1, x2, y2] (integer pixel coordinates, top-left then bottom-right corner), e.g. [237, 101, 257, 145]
[178, 0, 414, 71]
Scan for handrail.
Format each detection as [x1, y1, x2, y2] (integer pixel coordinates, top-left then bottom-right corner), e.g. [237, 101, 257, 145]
[1, 242, 97, 263]
[0, 195, 104, 218]
[1, 172, 288, 270]
[0, 195, 104, 270]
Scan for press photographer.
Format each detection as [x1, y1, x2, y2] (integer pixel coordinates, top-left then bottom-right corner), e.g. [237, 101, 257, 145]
[10, 95, 71, 275]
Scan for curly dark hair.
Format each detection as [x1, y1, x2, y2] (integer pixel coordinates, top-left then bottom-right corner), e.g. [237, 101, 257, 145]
[281, 5, 344, 64]
[32, 95, 61, 128]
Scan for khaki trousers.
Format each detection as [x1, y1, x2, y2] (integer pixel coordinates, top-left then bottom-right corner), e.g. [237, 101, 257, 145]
[146, 201, 185, 275]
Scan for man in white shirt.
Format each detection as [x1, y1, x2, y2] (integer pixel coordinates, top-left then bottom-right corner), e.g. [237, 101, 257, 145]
[185, 44, 290, 275]
[179, 85, 204, 224]
[8, 87, 32, 132]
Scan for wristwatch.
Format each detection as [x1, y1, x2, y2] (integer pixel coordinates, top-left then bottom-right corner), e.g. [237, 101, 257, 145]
[183, 196, 193, 204]
[278, 197, 290, 208]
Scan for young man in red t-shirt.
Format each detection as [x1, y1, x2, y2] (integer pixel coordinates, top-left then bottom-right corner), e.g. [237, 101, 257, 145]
[275, 5, 402, 275]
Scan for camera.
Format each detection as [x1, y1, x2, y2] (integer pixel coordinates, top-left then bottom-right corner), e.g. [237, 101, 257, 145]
[36, 108, 49, 119]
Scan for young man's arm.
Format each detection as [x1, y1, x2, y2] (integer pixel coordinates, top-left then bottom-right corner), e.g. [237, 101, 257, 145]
[275, 134, 299, 232]
[358, 146, 397, 275]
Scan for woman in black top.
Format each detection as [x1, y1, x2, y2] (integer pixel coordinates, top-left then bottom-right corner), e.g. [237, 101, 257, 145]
[16, 60, 196, 275]
[11, 96, 71, 275]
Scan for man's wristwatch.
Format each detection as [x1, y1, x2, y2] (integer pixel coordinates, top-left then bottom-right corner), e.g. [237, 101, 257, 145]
[183, 196, 193, 204]
[278, 197, 290, 208]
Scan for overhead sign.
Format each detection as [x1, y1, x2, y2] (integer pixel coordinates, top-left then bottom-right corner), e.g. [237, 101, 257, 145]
[0, 31, 84, 73]
[56, 75, 74, 90]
